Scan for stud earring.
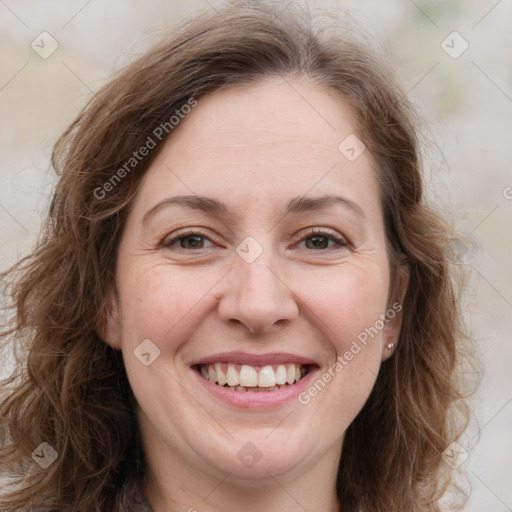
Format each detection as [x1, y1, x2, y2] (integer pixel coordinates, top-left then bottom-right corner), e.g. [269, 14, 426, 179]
[386, 342, 394, 350]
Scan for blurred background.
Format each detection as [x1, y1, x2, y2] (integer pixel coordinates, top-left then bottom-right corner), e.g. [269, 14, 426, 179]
[1, 1, 511, 510]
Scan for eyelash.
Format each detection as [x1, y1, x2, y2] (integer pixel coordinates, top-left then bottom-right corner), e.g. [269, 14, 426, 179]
[160, 227, 349, 251]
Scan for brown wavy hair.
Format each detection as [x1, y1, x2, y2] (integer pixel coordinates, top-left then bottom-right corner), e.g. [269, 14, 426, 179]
[0, 2, 476, 510]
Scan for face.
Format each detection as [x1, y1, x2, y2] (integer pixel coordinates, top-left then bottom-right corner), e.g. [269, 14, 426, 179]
[101, 76, 405, 487]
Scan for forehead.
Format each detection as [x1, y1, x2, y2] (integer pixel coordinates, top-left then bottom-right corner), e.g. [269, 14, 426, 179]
[132, 75, 381, 221]
[166, 76, 363, 164]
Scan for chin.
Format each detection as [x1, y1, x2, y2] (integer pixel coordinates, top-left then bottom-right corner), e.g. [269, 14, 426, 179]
[199, 431, 311, 483]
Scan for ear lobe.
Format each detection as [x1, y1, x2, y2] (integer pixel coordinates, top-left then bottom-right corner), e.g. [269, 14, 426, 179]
[96, 289, 122, 349]
[382, 268, 409, 361]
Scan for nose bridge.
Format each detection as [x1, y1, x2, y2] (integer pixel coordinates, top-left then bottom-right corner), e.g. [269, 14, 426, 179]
[238, 249, 280, 297]
[217, 239, 298, 334]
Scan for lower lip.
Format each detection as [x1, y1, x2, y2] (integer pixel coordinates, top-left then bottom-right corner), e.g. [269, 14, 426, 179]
[192, 367, 319, 409]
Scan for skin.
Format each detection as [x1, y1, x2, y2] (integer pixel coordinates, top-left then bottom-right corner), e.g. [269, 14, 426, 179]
[100, 75, 407, 512]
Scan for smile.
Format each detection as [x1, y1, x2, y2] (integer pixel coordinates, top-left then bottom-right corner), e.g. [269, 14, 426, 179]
[196, 362, 310, 392]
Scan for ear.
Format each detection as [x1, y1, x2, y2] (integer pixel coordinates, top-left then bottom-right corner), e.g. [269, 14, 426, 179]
[96, 288, 122, 350]
[381, 267, 409, 361]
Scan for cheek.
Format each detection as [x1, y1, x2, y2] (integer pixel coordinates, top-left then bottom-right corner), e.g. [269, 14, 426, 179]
[297, 264, 388, 409]
[305, 262, 390, 346]
[117, 263, 219, 350]
[116, 266, 208, 419]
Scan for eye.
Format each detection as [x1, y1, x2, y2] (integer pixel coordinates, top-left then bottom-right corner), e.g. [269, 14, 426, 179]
[160, 227, 349, 252]
[294, 228, 349, 251]
[160, 228, 216, 250]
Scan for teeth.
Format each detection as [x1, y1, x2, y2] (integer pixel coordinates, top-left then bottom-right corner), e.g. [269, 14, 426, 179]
[215, 362, 226, 386]
[199, 362, 308, 390]
[286, 365, 295, 385]
[239, 365, 258, 387]
[258, 366, 276, 388]
[208, 365, 217, 383]
[226, 364, 239, 386]
[276, 365, 287, 385]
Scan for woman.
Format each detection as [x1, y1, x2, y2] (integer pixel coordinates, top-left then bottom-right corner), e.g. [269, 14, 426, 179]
[0, 2, 475, 511]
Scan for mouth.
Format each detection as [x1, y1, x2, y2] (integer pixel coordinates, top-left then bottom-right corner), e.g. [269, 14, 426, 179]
[193, 362, 312, 392]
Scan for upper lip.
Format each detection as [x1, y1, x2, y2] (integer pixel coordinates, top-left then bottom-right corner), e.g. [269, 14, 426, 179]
[190, 351, 319, 367]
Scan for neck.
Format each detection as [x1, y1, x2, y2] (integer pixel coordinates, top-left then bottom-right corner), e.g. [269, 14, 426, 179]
[142, 464, 341, 512]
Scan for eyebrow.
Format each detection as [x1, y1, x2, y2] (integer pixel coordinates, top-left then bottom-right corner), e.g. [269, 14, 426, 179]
[142, 193, 365, 225]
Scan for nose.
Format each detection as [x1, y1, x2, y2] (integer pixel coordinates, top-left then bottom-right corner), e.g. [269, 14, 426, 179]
[216, 249, 299, 336]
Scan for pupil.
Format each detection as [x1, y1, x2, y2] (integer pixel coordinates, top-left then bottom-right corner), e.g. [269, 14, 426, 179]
[183, 236, 202, 248]
[309, 236, 327, 249]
